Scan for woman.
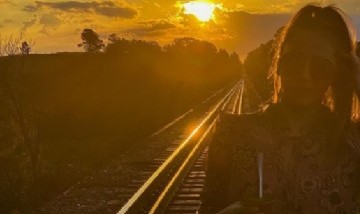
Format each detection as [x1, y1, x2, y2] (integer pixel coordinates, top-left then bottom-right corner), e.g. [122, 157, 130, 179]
[200, 3, 360, 214]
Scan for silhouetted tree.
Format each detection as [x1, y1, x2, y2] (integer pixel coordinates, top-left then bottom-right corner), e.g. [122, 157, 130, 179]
[20, 41, 31, 55]
[108, 33, 120, 44]
[105, 36, 161, 55]
[2, 35, 21, 55]
[78, 29, 105, 53]
[0, 35, 34, 56]
[230, 52, 241, 64]
[165, 37, 217, 57]
[243, 27, 284, 101]
[244, 41, 273, 100]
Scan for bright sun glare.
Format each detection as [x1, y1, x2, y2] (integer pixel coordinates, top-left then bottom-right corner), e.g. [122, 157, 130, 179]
[183, 1, 217, 22]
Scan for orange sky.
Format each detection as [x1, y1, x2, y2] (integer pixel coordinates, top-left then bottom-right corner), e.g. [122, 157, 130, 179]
[0, 0, 360, 57]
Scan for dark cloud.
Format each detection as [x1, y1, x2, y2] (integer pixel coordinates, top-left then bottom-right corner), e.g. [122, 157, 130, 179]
[92, 5, 137, 18]
[126, 20, 176, 37]
[24, 1, 138, 18]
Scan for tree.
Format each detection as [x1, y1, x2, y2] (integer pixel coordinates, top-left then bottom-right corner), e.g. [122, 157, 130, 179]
[108, 33, 120, 44]
[20, 41, 31, 55]
[3, 35, 21, 56]
[105, 35, 161, 55]
[78, 29, 105, 53]
[0, 35, 35, 56]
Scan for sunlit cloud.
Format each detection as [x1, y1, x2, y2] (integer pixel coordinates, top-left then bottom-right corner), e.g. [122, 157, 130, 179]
[23, 1, 138, 18]
[4, 18, 14, 24]
[0, 0, 13, 5]
[81, 19, 95, 24]
[39, 14, 62, 35]
[125, 20, 176, 37]
[21, 15, 38, 33]
[183, 1, 216, 22]
[175, 1, 224, 23]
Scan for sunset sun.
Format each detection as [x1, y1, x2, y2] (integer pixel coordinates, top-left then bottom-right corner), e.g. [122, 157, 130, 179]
[183, 1, 217, 22]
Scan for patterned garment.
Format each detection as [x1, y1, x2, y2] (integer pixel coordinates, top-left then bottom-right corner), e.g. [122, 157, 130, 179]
[200, 104, 360, 214]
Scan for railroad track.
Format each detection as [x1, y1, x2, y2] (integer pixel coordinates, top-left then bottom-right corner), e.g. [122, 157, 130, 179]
[117, 80, 246, 214]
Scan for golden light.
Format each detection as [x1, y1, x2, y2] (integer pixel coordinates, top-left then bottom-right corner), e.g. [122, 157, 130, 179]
[183, 1, 217, 22]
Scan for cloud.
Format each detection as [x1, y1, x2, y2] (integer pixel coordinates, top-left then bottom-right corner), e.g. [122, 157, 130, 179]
[126, 20, 176, 37]
[21, 16, 38, 32]
[0, 0, 11, 5]
[24, 1, 138, 18]
[81, 19, 95, 23]
[39, 14, 61, 27]
[3, 18, 13, 24]
[23, 4, 37, 12]
[39, 14, 61, 35]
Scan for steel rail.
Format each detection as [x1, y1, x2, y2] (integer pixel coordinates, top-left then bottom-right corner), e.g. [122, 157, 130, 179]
[232, 82, 242, 114]
[149, 87, 225, 138]
[220, 82, 238, 111]
[149, 82, 243, 213]
[117, 81, 240, 214]
[237, 79, 245, 115]
[149, 108, 194, 138]
[149, 116, 217, 214]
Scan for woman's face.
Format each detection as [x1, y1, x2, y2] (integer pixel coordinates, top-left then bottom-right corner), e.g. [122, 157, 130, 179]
[278, 29, 337, 108]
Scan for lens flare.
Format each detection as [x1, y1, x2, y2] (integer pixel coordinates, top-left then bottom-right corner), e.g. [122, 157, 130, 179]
[183, 1, 217, 22]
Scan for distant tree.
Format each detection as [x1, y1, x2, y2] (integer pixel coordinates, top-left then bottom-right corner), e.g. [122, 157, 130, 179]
[165, 37, 217, 56]
[3, 35, 21, 55]
[20, 41, 31, 55]
[230, 52, 240, 64]
[105, 35, 161, 55]
[243, 27, 285, 102]
[218, 48, 230, 59]
[78, 29, 105, 53]
[244, 40, 273, 99]
[0, 35, 35, 56]
[108, 33, 120, 44]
